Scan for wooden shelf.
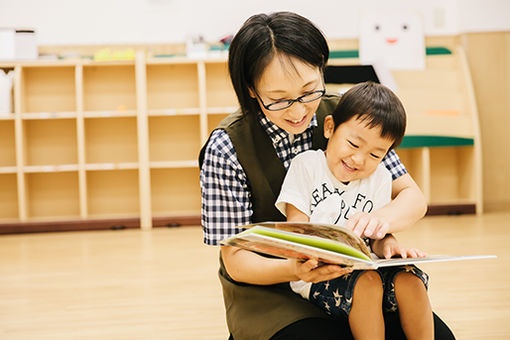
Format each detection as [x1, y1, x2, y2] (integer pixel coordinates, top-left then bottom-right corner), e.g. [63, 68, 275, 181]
[19, 65, 76, 113]
[150, 168, 201, 216]
[83, 64, 136, 112]
[0, 43, 483, 232]
[25, 171, 80, 219]
[86, 169, 140, 217]
[148, 115, 201, 162]
[0, 120, 16, 167]
[84, 117, 138, 164]
[146, 63, 199, 110]
[0, 173, 18, 220]
[23, 119, 78, 166]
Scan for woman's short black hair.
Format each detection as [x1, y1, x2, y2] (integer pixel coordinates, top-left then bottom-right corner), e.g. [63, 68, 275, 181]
[331, 82, 407, 150]
[228, 11, 329, 115]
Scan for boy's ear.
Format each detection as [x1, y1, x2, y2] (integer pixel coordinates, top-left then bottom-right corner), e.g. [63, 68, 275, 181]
[323, 115, 334, 139]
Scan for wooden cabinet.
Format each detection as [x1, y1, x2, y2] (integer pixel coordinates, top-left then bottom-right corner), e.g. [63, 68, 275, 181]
[0, 45, 482, 232]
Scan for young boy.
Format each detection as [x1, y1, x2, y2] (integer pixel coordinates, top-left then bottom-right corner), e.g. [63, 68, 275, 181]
[275, 82, 433, 340]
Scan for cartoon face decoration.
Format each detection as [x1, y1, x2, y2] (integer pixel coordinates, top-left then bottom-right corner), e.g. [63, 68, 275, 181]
[359, 11, 425, 70]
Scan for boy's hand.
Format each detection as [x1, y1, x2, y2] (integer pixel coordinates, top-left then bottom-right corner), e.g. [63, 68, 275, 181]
[372, 234, 427, 259]
[344, 212, 389, 239]
[289, 258, 353, 284]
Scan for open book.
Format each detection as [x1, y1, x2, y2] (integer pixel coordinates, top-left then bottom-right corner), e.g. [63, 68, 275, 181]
[220, 222, 496, 269]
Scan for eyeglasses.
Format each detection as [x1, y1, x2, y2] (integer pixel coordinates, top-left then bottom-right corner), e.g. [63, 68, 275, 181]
[254, 88, 326, 111]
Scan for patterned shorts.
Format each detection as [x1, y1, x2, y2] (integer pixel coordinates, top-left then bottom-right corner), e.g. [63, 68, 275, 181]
[308, 265, 429, 317]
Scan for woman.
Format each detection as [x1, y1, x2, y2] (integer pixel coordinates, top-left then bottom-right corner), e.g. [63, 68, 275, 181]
[199, 11, 455, 340]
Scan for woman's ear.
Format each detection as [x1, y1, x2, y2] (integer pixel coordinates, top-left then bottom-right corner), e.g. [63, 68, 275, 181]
[324, 115, 334, 139]
[248, 87, 256, 99]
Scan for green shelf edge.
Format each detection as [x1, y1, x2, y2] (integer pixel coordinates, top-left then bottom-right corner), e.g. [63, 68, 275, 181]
[398, 135, 474, 149]
[329, 46, 452, 59]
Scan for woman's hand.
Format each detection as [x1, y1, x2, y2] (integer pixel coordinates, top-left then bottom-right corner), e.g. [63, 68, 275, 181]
[344, 212, 390, 239]
[289, 258, 353, 284]
[372, 234, 427, 259]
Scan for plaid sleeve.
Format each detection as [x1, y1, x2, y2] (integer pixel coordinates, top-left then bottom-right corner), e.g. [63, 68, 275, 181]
[200, 129, 252, 245]
[382, 149, 408, 181]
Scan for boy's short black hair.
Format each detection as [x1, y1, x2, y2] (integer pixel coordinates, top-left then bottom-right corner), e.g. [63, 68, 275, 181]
[331, 82, 407, 150]
[228, 11, 329, 115]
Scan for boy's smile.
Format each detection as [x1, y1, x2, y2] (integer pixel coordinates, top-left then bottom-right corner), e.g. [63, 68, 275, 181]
[324, 115, 394, 183]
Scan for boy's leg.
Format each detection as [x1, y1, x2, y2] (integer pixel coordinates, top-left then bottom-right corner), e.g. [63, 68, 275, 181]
[394, 272, 434, 340]
[349, 270, 385, 340]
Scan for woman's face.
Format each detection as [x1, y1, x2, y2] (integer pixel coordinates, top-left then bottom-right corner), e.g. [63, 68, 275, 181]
[250, 55, 323, 135]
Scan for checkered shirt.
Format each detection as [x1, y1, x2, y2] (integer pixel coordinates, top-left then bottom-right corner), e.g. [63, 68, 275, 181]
[200, 113, 407, 245]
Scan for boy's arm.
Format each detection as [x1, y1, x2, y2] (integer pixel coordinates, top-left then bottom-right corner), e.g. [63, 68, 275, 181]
[346, 173, 427, 238]
[376, 173, 427, 233]
[285, 203, 310, 222]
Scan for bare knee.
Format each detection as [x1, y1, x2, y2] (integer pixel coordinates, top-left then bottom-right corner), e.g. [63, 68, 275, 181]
[394, 272, 426, 295]
[354, 270, 383, 296]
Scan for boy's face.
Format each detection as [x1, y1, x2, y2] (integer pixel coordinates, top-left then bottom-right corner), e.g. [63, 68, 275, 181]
[324, 115, 394, 183]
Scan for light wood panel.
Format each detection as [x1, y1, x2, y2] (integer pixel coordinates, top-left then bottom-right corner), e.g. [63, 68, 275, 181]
[463, 32, 510, 211]
[0, 212, 509, 339]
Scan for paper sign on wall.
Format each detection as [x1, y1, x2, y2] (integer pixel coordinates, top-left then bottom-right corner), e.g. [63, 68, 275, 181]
[359, 11, 425, 70]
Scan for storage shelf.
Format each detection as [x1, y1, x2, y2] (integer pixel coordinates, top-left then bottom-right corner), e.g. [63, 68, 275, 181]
[0, 120, 16, 167]
[0, 174, 18, 220]
[23, 119, 78, 166]
[20, 111, 77, 119]
[85, 162, 139, 171]
[205, 62, 237, 107]
[83, 64, 136, 112]
[25, 172, 80, 219]
[150, 160, 198, 168]
[207, 106, 238, 114]
[0, 167, 17, 174]
[83, 110, 137, 118]
[0, 44, 483, 231]
[20, 66, 76, 113]
[146, 63, 199, 110]
[23, 164, 79, 173]
[148, 115, 200, 162]
[84, 117, 138, 164]
[150, 168, 201, 215]
[86, 169, 140, 217]
[148, 108, 201, 116]
[207, 113, 229, 136]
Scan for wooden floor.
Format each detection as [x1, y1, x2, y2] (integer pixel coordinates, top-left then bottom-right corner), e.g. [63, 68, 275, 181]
[1, 212, 509, 339]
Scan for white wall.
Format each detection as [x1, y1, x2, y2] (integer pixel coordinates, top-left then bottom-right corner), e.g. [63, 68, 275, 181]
[0, 0, 509, 46]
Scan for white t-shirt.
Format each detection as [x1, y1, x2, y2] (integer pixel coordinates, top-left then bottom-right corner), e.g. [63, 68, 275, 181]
[275, 149, 392, 299]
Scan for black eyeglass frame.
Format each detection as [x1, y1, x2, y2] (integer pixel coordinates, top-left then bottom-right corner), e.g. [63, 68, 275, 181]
[254, 88, 326, 111]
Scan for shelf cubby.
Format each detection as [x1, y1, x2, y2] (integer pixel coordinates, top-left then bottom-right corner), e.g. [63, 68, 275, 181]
[207, 113, 229, 136]
[205, 61, 237, 108]
[25, 171, 80, 219]
[0, 120, 16, 167]
[429, 146, 476, 205]
[146, 62, 199, 112]
[22, 118, 78, 166]
[86, 169, 140, 218]
[84, 117, 138, 164]
[150, 168, 201, 216]
[0, 174, 18, 220]
[395, 147, 430, 200]
[20, 66, 76, 114]
[83, 64, 136, 112]
[149, 115, 200, 163]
